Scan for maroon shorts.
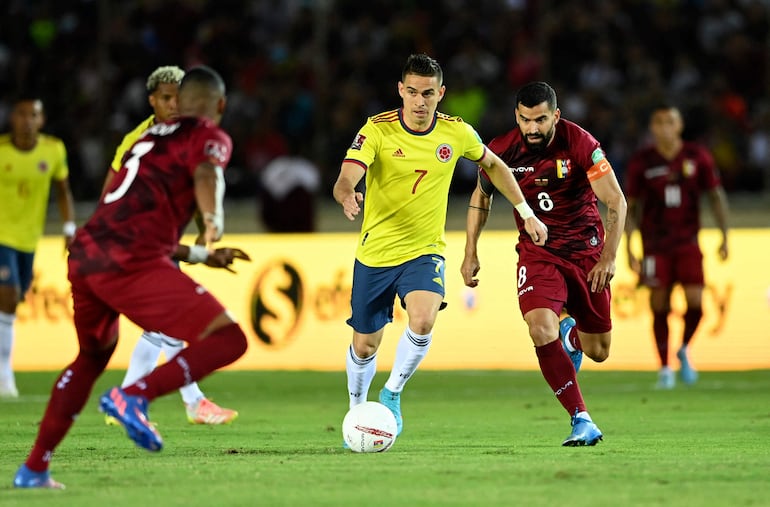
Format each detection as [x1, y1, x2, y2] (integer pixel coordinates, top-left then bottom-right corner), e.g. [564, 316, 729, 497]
[516, 243, 612, 334]
[640, 243, 704, 288]
[68, 259, 226, 352]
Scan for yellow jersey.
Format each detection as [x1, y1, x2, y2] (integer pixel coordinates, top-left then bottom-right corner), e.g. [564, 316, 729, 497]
[110, 115, 155, 172]
[344, 109, 486, 267]
[0, 133, 69, 252]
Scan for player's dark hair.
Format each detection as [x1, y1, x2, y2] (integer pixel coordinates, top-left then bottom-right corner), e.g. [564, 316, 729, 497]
[180, 65, 226, 95]
[648, 102, 680, 116]
[402, 53, 443, 85]
[516, 82, 557, 111]
[11, 93, 43, 107]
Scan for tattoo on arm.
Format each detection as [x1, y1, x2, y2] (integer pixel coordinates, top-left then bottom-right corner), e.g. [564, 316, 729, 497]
[605, 207, 618, 232]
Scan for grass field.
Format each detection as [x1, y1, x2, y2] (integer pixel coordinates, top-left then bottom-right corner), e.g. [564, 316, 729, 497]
[3, 369, 769, 506]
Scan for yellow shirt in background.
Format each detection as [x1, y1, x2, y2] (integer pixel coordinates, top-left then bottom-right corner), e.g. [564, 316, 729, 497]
[0, 133, 69, 252]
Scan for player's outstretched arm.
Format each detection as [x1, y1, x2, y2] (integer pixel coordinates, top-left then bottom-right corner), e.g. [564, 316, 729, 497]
[174, 244, 251, 273]
[478, 150, 548, 246]
[333, 161, 365, 221]
[461, 180, 492, 288]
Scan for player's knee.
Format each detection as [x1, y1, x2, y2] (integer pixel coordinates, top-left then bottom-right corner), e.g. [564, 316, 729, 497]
[352, 341, 377, 359]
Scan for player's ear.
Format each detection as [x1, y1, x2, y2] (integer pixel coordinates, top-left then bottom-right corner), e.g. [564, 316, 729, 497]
[437, 85, 446, 102]
[217, 96, 227, 115]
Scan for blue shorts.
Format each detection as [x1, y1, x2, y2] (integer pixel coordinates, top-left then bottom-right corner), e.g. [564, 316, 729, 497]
[0, 244, 35, 298]
[346, 254, 446, 334]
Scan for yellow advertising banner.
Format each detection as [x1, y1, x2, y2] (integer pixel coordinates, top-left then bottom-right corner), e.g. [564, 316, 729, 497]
[14, 230, 770, 372]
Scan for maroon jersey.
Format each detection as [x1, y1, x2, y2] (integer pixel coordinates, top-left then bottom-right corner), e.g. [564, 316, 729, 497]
[625, 141, 720, 253]
[480, 119, 609, 261]
[69, 117, 231, 274]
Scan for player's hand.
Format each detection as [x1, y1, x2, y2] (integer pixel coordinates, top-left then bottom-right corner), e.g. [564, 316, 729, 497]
[460, 253, 481, 287]
[718, 240, 728, 261]
[524, 217, 548, 246]
[587, 257, 616, 293]
[204, 247, 251, 273]
[341, 192, 364, 221]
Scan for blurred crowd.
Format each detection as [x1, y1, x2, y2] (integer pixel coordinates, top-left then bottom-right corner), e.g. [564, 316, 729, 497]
[1, 0, 769, 206]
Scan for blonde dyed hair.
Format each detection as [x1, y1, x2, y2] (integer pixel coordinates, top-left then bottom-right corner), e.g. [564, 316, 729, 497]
[146, 65, 185, 92]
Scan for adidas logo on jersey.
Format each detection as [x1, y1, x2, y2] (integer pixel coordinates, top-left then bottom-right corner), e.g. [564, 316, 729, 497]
[392, 148, 405, 158]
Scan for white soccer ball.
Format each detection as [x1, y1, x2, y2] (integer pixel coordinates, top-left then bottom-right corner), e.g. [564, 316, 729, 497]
[342, 401, 397, 453]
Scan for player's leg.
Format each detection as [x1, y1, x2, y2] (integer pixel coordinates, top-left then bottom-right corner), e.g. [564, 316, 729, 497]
[159, 335, 239, 424]
[379, 256, 445, 435]
[675, 245, 705, 385]
[15, 274, 118, 488]
[518, 254, 602, 445]
[0, 246, 32, 398]
[641, 253, 676, 389]
[122, 331, 165, 386]
[345, 260, 393, 410]
[649, 286, 675, 388]
[108, 266, 247, 404]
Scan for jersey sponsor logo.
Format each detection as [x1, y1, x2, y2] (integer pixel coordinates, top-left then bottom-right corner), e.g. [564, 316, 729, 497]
[590, 147, 606, 164]
[350, 133, 366, 150]
[518, 285, 534, 296]
[392, 148, 405, 158]
[682, 159, 696, 177]
[556, 159, 571, 178]
[436, 143, 453, 163]
[509, 166, 535, 173]
[204, 140, 229, 164]
[146, 122, 181, 136]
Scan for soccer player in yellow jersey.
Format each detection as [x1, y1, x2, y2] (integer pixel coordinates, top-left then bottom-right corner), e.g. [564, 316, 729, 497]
[333, 53, 548, 438]
[103, 66, 238, 425]
[0, 96, 76, 398]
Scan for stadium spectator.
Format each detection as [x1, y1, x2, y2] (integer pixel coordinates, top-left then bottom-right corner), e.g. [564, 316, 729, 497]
[13, 66, 249, 489]
[461, 81, 627, 446]
[624, 104, 729, 389]
[333, 54, 546, 439]
[0, 95, 76, 398]
[102, 65, 238, 426]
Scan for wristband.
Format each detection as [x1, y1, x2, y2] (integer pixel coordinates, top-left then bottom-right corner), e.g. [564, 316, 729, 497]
[187, 244, 209, 264]
[63, 221, 77, 236]
[514, 202, 534, 220]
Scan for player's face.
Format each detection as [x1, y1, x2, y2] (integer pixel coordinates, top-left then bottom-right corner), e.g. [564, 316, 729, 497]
[516, 102, 560, 153]
[10, 100, 44, 139]
[398, 73, 445, 131]
[149, 82, 180, 122]
[649, 108, 683, 146]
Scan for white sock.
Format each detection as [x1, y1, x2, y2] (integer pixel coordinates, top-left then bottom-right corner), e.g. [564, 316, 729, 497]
[121, 331, 163, 387]
[576, 410, 592, 422]
[160, 336, 205, 405]
[0, 311, 16, 384]
[346, 345, 376, 409]
[384, 327, 432, 393]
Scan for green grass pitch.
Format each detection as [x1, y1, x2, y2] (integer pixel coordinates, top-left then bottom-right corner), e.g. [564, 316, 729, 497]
[2, 369, 769, 506]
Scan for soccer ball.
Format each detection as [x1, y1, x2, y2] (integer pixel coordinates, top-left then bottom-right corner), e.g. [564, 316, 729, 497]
[342, 401, 397, 453]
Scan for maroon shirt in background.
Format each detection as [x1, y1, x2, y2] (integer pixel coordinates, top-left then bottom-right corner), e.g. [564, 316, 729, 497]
[69, 116, 232, 275]
[480, 119, 607, 261]
[625, 141, 720, 254]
